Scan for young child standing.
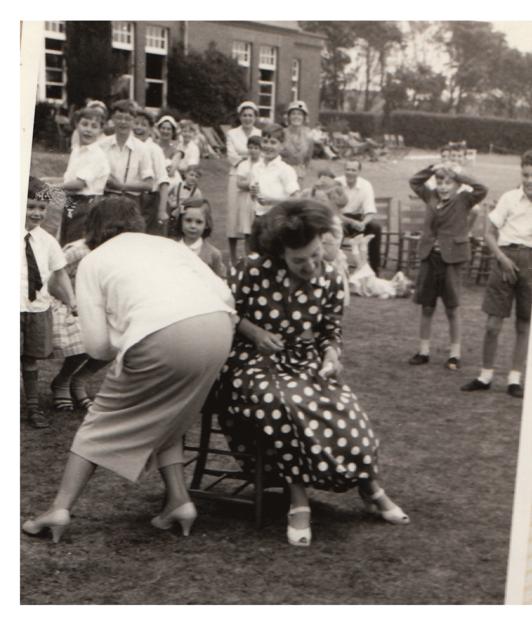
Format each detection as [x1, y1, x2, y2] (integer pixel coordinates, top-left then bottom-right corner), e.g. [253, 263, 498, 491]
[175, 199, 226, 278]
[133, 109, 170, 236]
[59, 107, 110, 246]
[168, 165, 203, 238]
[408, 163, 488, 369]
[22, 177, 77, 428]
[461, 149, 532, 398]
[235, 135, 262, 254]
[250, 124, 300, 218]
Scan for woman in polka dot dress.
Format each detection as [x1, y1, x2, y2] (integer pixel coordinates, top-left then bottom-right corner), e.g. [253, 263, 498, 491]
[218, 200, 409, 547]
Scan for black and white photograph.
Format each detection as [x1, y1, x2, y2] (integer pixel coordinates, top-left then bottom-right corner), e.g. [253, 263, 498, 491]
[17, 13, 532, 615]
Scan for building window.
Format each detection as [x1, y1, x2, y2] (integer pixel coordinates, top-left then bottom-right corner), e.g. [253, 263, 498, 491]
[111, 22, 135, 101]
[145, 27, 168, 109]
[290, 59, 300, 102]
[258, 46, 277, 120]
[43, 22, 66, 102]
[232, 40, 252, 89]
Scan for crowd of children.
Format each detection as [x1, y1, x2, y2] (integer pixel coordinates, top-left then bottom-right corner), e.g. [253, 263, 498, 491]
[21, 95, 532, 428]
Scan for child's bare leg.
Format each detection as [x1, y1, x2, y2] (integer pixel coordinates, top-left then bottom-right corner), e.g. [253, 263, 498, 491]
[410, 306, 434, 364]
[510, 318, 530, 378]
[482, 315, 504, 370]
[445, 305, 461, 359]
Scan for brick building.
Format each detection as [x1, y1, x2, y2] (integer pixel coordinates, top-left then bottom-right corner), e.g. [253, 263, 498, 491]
[37, 20, 323, 123]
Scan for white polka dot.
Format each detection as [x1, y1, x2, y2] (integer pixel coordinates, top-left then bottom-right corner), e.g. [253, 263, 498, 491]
[324, 428, 333, 438]
[262, 279, 270, 288]
[280, 319, 290, 328]
[292, 311, 302, 320]
[311, 444, 322, 454]
[281, 424, 291, 434]
[269, 309, 280, 319]
[354, 403, 361, 411]
[302, 474, 310, 483]
[304, 428, 313, 437]
[359, 419, 366, 429]
[336, 464, 346, 473]
[336, 402, 344, 411]
[369, 428, 374, 438]
[350, 428, 359, 438]
[286, 327, 295, 334]
[272, 292, 283, 301]
[263, 259, 272, 268]
[287, 381, 298, 388]
[347, 462, 356, 472]
[242, 286, 250, 294]
[318, 461, 328, 471]
[283, 278, 290, 287]
[323, 410, 332, 420]
[255, 409, 265, 419]
[362, 437, 370, 447]
[254, 310, 263, 320]
[232, 379, 242, 388]
[309, 419, 319, 430]
[338, 419, 346, 429]
[297, 294, 308, 304]
[337, 290, 345, 299]
[291, 439, 299, 447]
[274, 440, 283, 448]
[282, 453, 293, 461]
[263, 425, 273, 435]
[349, 410, 356, 420]
[337, 437, 347, 447]
[302, 321, 312, 330]
[243, 408, 251, 417]
[351, 446, 360, 455]
[250, 268, 259, 276]
[309, 305, 319, 314]
[263, 393, 274, 403]
[336, 455, 345, 464]
[314, 288, 322, 297]
[259, 381, 269, 390]
[291, 466, 300, 475]
[359, 472, 369, 479]
[272, 409, 282, 420]
[258, 296, 267, 306]
[303, 386, 314, 397]
[309, 401, 318, 411]
[297, 411, 305, 421]
[293, 395, 302, 403]
[363, 455, 372, 464]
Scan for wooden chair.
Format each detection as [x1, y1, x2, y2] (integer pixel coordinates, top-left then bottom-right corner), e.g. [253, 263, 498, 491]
[184, 390, 285, 529]
[373, 196, 399, 270]
[397, 198, 427, 275]
[467, 200, 495, 284]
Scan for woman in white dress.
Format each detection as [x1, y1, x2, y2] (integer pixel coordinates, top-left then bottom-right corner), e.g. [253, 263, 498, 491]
[281, 100, 315, 187]
[225, 101, 261, 264]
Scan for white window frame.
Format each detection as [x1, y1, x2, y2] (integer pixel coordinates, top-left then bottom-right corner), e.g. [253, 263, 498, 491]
[290, 59, 300, 102]
[112, 21, 134, 50]
[43, 22, 66, 103]
[145, 27, 168, 109]
[232, 40, 251, 67]
[258, 46, 277, 120]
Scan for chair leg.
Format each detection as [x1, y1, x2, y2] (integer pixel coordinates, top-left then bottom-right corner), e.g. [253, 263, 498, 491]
[190, 412, 213, 490]
[254, 433, 265, 530]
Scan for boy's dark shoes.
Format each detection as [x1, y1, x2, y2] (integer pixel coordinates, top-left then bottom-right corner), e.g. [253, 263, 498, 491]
[27, 408, 50, 429]
[507, 384, 524, 399]
[445, 357, 461, 370]
[409, 353, 429, 365]
[461, 379, 491, 392]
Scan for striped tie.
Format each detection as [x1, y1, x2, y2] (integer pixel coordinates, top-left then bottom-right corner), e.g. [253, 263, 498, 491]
[25, 233, 43, 301]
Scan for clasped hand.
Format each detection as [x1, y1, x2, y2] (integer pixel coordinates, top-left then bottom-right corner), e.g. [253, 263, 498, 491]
[318, 348, 343, 379]
[254, 328, 285, 354]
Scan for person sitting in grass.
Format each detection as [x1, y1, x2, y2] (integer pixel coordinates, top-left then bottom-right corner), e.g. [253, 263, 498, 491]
[408, 162, 488, 370]
[22, 177, 77, 429]
[461, 149, 532, 399]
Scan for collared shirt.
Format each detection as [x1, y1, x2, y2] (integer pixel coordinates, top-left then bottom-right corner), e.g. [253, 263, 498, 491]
[100, 132, 153, 195]
[63, 141, 110, 195]
[336, 175, 376, 216]
[226, 125, 262, 174]
[489, 187, 532, 247]
[21, 226, 67, 312]
[252, 156, 299, 216]
[76, 233, 235, 373]
[177, 140, 200, 172]
[144, 137, 170, 192]
[178, 237, 203, 256]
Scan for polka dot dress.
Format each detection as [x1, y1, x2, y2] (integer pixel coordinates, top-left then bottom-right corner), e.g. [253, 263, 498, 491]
[218, 254, 380, 492]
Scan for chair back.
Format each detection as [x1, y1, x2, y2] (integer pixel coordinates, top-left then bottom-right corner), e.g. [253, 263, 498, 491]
[374, 196, 393, 232]
[398, 198, 426, 236]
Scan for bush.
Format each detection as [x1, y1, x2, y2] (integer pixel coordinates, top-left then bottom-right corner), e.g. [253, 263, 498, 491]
[167, 43, 248, 127]
[318, 110, 383, 137]
[389, 110, 532, 153]
[32, 102, 58, 147]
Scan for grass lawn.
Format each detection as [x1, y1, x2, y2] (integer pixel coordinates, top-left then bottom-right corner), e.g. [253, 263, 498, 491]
[21, 148, 526, 604]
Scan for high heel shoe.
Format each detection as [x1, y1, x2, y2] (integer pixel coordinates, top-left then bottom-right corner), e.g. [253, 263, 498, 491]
[359, 487, 410, 525]
[151, 502, 197, 536]
[287, 506, 312, 547]
[22, 508, 71, 543]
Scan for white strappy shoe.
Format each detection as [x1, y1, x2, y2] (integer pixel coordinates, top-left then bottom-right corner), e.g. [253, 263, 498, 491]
[359, 488, 410, 525]
[287, 506, 312, 547]
[22, 508, 71, 543]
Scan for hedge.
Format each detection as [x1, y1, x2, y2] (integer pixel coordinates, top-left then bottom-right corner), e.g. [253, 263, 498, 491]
[389, 110, 532, 153]
[318, 110, 383, 137]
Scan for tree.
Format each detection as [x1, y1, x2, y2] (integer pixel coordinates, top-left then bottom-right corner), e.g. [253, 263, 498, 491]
[300, 22, 358, 110]
[353, 21, 403, 111]
[166, 43, 247, 126]
[64, 22, 115, 108]
[383, 64, 446, 113]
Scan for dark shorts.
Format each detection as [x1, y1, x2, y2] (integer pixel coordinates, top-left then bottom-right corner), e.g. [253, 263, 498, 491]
[140, 192, 167, 236]
[20, 309, 53, 359]
[414, 250, 464, 309]
[60, 195, 100, 246]
[482, 246, 532, 321]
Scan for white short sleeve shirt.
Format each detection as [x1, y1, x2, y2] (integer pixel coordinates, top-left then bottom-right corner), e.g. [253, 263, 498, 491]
[488, 187, 532, 247]
[100, 133, 153, 194]
[252, 156, 299, 216]
[336, 175, 376, 215]
[21, 226, 67, 312]
[63, 141, 110, 195]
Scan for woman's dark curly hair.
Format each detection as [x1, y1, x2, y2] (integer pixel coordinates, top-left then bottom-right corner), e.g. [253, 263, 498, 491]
[85, 196, 145, 249]
[250, 199, 334, 258]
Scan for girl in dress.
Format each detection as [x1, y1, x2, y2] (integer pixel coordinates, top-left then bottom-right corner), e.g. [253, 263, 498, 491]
[218, 199, 409, 547]
[174, 199, 226, 279]
[235, 135, 263, 254]
[155, 115, 183, 201]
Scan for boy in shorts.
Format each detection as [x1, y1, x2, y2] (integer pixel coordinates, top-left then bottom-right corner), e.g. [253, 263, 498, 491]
[461, 150, 532, 398]
[408, 163, 487, 369]
[22, 177, 77, 428]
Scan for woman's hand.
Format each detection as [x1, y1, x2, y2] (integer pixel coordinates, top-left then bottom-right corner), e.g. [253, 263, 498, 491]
[498, 253, 520, 284]
[319, 347, 342, 379]
[254, 328, 285, 354]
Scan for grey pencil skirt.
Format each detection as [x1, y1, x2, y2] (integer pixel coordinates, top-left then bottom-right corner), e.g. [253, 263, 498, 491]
[71, 311, 233, 482]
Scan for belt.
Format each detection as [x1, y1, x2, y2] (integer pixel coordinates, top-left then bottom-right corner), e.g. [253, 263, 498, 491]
[104, 190, 141, 199]
[505, 244, 531, 250]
